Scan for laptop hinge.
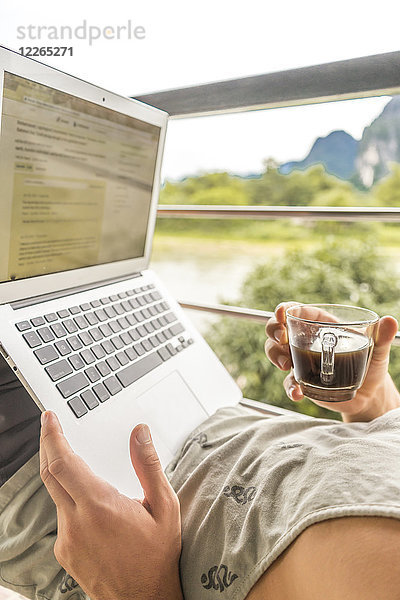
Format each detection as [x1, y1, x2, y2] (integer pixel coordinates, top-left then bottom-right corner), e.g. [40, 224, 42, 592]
[11, 272, 142, 310]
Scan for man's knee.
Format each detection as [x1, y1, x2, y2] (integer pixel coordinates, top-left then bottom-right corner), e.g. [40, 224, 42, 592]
[0, 355, 40, 485]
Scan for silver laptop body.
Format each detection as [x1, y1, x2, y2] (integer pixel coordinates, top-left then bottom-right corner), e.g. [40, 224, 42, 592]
[0, 46, 242, 498]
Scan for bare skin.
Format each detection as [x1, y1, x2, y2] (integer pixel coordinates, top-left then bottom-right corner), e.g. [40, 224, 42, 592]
[39, 301, 400, 600]
[247, 301, 400, 600]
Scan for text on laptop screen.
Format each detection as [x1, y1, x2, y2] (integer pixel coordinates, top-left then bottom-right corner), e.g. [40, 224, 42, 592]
[0, 72, 161, 284]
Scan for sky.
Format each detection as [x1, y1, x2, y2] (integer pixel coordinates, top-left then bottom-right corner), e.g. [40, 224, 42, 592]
[1, 0, 399, 180]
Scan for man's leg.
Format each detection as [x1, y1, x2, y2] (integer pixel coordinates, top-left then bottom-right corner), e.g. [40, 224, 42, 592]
[0, 356, 87, 599]
[0, 355, 40, 486]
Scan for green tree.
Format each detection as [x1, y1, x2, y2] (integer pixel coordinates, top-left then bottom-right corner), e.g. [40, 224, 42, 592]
[206, 239, 400, 420]
[373, 164, 400, 206]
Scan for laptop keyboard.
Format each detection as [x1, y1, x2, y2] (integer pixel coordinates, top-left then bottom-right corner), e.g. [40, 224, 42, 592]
[15, 284, 193, 418]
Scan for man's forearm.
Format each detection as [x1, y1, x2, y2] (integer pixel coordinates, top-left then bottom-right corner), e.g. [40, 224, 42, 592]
[342, 373, 400, 423]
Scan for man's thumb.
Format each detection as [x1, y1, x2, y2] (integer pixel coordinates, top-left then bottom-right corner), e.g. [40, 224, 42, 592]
[129, 424, 171, 512]
[371, 316, 398, 364]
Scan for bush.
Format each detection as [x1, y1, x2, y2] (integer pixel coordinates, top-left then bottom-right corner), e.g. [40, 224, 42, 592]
[205, 239, 400, 420]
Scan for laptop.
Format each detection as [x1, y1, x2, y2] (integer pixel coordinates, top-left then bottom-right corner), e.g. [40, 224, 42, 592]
[0, 45, 242, 497]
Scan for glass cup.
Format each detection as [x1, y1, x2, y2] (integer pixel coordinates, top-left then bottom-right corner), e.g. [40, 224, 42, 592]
[286, 304, 379, 402]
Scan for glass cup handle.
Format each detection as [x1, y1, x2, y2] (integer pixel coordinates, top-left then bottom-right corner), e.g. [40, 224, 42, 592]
[320, 331, 338, 384]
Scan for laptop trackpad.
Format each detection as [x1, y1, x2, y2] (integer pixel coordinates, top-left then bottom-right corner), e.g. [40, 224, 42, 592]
[135, 371, 209, 455]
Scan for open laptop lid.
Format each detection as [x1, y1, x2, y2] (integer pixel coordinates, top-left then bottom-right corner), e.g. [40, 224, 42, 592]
[0, 45, 168, 305]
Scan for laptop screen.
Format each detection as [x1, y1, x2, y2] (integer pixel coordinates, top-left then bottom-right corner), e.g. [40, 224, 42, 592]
[0, 71, 161, 285]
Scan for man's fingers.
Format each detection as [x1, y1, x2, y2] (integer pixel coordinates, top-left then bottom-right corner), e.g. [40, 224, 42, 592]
[283, 372, 304, 402]
[40, 421, 75, 509]
[264, 339, 292, 370]
[40, 411, 96, 504]
[265, 318, 288, 345]
[370, 316, 398, 365]
[275, 301, 299, 324]
[130, 424, 176, 520]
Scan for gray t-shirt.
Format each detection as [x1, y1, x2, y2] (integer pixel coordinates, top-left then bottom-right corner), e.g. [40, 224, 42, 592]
[165, 404, 400, 600]
[1, 404, 400, 600]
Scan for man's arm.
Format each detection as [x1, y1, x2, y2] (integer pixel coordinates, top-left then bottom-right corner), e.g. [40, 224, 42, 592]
[40, 411, 184, 600]
[246, 516, 400, 600]
[265, 302, 400, 423]
[0, 356, 87, 599]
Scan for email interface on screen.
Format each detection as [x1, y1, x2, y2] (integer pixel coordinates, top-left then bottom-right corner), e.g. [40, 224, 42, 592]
[0, 72, 161, 284]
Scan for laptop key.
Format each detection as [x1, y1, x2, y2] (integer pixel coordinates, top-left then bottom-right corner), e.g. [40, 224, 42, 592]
[90, 299, 101, 308]
[22, 331, 42, 348]
[78, 331, 93, 346]
[111, 336, 123, 350]
[80, 303, 90, 311]
[86, 312, 99, 326]
[129, 328, 140, 342]
[169, 323, 185, 337]
[80, 349, 96, 365]
[125, 347, 138, 361]
[126, 314, 137, 326]
[69, 354, 85, 370]
[74, 315, 89, 329]
[103, 376, 122, 396]
[54, 340, 72, 356]
[133, 343, 145, 356]
[85, 366, 101, 383]
[166, 343, 177, 356]
[57, 309, 69, 319]
[57, 372, 90, 398]
[50, 323, 67, 338]
[114, 304, 125, 315]
[81, 389, 99, 410]
[119, 332, 132, 345]
[36, 327, 54, 343]
[101, 340, 114, 354]
[156, 331, 167, 343]
[92, 382, 110, 402]
[92, 344, 106, 359]
[16, 321, 31, 332]
[44, 313, 57, 323]
[34, 345, 59, 365]
[104, 306, 117, 319]
[67, 336, 83, 351]
[31, 316, 45, 327]
[118, 291, 127, 299]
[116, 351, 129, 366]
[117, 317, 129, 329]
[128, 298, 140, 309]
[99, 323, 113, 337]
[141, 339, 152, 353]
[64, 319, 78, 334]
[100, 297, 110, 305]
[134, 311, 144, 323]
[136, 325, 147, 337]
[106, 356, 120, 371]
[157, 346, 171, 362]
[89, 327, 103, 342]
[46, 359, 73, 381]
[149, 335, 159, 348]
[144, 322, 155, 334]
[97, 361, 111, 377]
[116, 352, 162, 389]
[69, 306, 81, 315]
[68, 397, 88, 418]
[109, 321, 122, 333]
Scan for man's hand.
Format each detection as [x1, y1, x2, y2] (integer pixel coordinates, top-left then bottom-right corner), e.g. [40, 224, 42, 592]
[265, 301, 400, 422]
[40, 411, 183, 600]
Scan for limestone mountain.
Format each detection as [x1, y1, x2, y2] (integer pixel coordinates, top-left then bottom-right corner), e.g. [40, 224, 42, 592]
[279, 96, 400, 187]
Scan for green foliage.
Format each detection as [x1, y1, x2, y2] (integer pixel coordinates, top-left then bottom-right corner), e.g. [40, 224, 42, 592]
[205, 240, 400, 420]
[373, 164, 400, 207]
